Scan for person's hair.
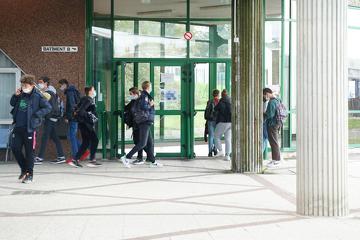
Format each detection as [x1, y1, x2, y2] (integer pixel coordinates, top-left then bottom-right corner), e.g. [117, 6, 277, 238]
[84, 86, 94, 96]
[141, 81, 151, 90]
[39, 76, 50, 85]
[58, 78, 69, 86]
[263, 88, 273, 95]
[20, 74, 35, 85]
[221, 89, 227, 97]
[129, 87, 139, 95]
[212, 89, 220, 97]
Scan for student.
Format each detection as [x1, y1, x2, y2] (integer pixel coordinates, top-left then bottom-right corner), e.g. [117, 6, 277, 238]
[204, 89, 220, 157]
[35, 76, 66, 164]
[263, 88, 282, 168]
[58, 79, 90, 162]
[263, 95, 269, 155]
[124, 87, 144, 165]
[67, 86, 101, 168]
[10, 75, 52, 183]
[120, 81, 162, 167]
[214, 89, 232, 161]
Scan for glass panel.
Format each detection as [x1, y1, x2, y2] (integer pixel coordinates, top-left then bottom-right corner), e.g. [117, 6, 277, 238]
[291, 113, 296, 148]
[264, 21, 282, 96]
[266, 0, 282, 18]
[348, 28, 360, 116]
[217, 63, 226, 91]
[114, 0, 186, 18]
[165, 23, 186, 38]
[290, 22, 297, 110]
[153, 66, 181, 111]
[93, 0, 110, 17]
[154, 115, 181, 153]
[190, 0, 231, 19]
[114, 20, 187, 58]
[349, 114, 360, 145]
[194, 63, 209, 110]
[138, 63, 150, 86]
[194, 111, 206, 139]
[0, 73, 16, 120]
[283, 22, 290, 109]
[349, 8, 360, 27]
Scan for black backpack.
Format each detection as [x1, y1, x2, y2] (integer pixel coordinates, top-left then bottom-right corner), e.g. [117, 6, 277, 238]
[47, 91, 61, 119]
[131, 97, 150, 125]
[204, 100, 217, 121]
[124, 101, 134, 128]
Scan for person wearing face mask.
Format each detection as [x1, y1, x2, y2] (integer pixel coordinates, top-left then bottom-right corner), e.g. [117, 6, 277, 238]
[10, 75, 52, 183]
[34, 76, 65, 165]
[67, 86, 100, 168]
[120, 81, 162, 168]
[58, 79, 90, 162]
[123, 87, 143, 165]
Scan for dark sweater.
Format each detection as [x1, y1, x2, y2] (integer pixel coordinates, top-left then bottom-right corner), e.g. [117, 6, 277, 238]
[214, 95, 232, 124]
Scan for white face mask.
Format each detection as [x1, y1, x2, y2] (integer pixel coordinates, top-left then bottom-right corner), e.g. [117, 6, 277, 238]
[22, 87, 32, 94]
[60, 85, 66, 91]
[92, 91, 97, 98]
[38, 83, 45, 90]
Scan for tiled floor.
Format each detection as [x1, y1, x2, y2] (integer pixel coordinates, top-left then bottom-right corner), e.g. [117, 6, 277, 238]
[0, 155, 359, 240]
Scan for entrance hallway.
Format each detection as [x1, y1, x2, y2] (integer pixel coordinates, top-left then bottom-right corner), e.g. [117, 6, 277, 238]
[0, 155, 360, 240]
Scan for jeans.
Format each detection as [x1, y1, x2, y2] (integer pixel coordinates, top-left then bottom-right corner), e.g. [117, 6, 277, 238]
[126, 123, 155, 162]
[68, 120, 80, 158]
[207, 120, 216, 153]
[75, 123, 99, 160]
[267, 124, 281, 161]
[12, 127, 35, 174]
[133, 127, 143, 159]
[38, 119, 65, 159]
[214, 122, 232, 156]
[263, 122, 269, 154]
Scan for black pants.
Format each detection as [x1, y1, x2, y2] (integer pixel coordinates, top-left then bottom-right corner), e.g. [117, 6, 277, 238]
[267, 124, 281, 161]
[38, 119, 65, 159]
[126, 123, 155, 162]
[75, 123, 99, 161]
[133, 127, 143, 159]
[12, 127, 35, 174]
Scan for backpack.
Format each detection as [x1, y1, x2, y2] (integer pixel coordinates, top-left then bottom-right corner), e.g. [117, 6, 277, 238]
[124, 102, 134, 128]
[47, 91, 61, 119]
[275, 99, 288, 126]
[131, 97, 150, 125]
[204, 100, 217, 121]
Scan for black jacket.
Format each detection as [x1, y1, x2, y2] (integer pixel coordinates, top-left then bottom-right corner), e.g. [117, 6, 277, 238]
[10, 88, 52, 133]
[45, 90, 60, 119]
[64, 85, 80, 121]
[76, 96, 97, 130]
[214, 95, 231, 124]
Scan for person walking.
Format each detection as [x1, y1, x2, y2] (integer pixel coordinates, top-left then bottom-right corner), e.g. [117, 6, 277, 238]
[35, 76, 66, 164]
[58, 79, 90, 162]
[67, 86, 101, 168]
[10, 75, 52, 183]
[213, 89, 232, 161]
[124, 87, 144, 165]
[204, 89, 220, 157]
[120, 81, 162, 167]
[263, 88, 284, 168]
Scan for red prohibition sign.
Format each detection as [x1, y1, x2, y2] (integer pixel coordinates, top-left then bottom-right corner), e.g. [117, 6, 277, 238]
[184, 32, 193, 40]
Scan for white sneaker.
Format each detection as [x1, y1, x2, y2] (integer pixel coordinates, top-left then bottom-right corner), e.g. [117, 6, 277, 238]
[119, 156, 131, 168]
[214, 151, 224, 158]
[266, 160, 282, 169]
[149, 161, 163, 168]
[225, 155, 231, 161]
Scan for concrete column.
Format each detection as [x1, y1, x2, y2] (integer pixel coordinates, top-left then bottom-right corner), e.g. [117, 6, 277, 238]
[231, 0, 263, 173]
[297, 0, 349, 216]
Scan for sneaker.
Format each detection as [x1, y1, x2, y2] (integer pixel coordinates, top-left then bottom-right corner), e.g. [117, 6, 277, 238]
[119, 156, 131, 168]
[34, 157, 43, 165]
[213, 148, 218, 156]
[208, 152, 213, 157]
[86, 160, 102, 168]
[22, 173, 33, 184]
[225, 155, 231, 161]
[149, 161, 163, 168]
[80, 150, 90, 161]
[18, 172, 26, 181]
[214, 150, 224, 158]
[132, 158, 145, 165]
[51, 156, 66, 164]
[266, 160, 282, 169]
[66, 159, 83, 168]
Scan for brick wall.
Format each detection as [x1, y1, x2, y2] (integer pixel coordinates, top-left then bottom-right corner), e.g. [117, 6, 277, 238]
[0, 0, 86, 160]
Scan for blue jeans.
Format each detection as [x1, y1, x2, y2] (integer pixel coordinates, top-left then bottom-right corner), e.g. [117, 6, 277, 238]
[263, 122, 268, 154]
[68, 121, 80, 158]
[208, 121, 216, 153]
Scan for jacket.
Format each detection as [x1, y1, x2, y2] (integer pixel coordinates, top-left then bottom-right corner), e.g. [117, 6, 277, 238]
[64, 85, 80, 121]
[265, 97, 280, 127]
[214, 95, 231, 124]
[139, 91, 155, 124]
[10, 88, 52, 133]
[45, 90, 60, 120]
[76, 96, 97, 130]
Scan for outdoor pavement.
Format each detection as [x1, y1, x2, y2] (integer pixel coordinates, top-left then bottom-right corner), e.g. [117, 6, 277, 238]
[0, 154, 360, 240]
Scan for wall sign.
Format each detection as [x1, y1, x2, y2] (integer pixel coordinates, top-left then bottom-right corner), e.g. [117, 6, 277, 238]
[184, 32, 193, 40]
[41, 46, 78, 53]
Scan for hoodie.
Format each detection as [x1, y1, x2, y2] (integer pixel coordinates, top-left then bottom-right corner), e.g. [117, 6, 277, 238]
[214, 95, 231, 123]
